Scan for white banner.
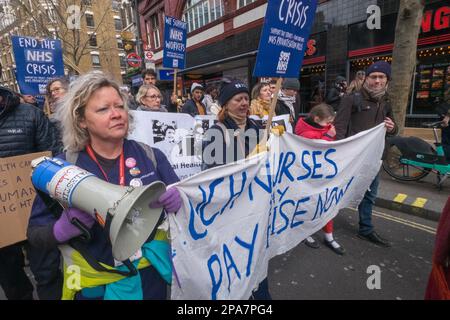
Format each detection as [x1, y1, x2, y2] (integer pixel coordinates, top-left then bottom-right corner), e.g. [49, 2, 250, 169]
[128, 111, 292, 180]
[169, 124, 386, 299]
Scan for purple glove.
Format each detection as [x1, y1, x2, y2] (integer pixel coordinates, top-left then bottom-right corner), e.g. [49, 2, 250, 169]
[149, 187, 182, 213]
[53, 208, 95, 243]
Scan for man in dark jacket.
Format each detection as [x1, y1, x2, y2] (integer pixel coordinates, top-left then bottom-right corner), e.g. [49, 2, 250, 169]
[334, 61, 397, 248]
[0, 86, 62, 300]
[276, 78, 300, 124]
[182, 83, 207, 117]
[326, 75, 347, 111]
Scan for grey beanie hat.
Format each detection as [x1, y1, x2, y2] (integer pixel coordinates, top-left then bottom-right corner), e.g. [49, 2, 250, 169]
[282, 78, 300, 91]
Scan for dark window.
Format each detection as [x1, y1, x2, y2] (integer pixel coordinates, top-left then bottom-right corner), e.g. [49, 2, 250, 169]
[112, 0, 120, 11]
[89, 34, 97, 47]
[119, 56, 126, 68]
[86, 14, 94, 27]
[114, 18, 122, 31]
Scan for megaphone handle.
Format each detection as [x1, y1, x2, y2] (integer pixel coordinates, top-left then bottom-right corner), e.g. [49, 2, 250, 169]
[70, 217, 92, 243]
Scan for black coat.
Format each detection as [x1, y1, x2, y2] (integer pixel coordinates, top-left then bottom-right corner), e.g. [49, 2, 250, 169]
[0, 102, 61, 158]
[334, 88, 398, 140]
[181, 99, 206, 117]
[326, 87, 344, 111]
[202, 116, 263, 170]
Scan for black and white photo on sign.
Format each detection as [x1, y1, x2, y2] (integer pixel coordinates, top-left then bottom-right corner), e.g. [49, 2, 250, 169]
[249, 114, 292, 133]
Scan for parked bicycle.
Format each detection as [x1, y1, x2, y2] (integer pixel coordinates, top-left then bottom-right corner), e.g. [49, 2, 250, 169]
[382, 121, 449, 189]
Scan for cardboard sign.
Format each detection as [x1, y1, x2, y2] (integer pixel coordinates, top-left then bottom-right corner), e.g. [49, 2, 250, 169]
[11, 36, 64, 95]
[163, 16, 187, 69]
[0, 151, 51, 248]
[253, 0, 318, 77]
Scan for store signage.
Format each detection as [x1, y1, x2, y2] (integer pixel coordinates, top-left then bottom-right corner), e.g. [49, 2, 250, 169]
[126, 52, 142, 68]
[421, 5, 449, 33]
[305, 39, 317, 56]
[253, 0, 318, 77]
[163, 16, 187, 69]
[11, 36, 64, 95]
[144, 51, 154, 61]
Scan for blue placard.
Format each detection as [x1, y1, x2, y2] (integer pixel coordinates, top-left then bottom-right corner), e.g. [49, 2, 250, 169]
[131, 75, 143, 87]
[11, 36, 65, 95]
[253, 0, 318, 78]
[163, 16, 187, 69]
[158, 69, 174, 81]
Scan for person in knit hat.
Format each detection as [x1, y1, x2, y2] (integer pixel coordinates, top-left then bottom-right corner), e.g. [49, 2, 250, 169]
[275, 78, 300, 124]
[334, 60, 398, 248]
[201, 79, 271, 299]
[326, 75, 347, 111]
[181, 82, 206, 116]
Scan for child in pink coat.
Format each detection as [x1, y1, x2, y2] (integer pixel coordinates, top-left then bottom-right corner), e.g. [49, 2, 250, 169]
[295, 103, 345, 255]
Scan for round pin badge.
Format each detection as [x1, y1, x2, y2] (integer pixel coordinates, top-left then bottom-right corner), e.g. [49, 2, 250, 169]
[125, 157, 137, 168]
[129, 178, 143, 187]
[129, 167, 141, 176]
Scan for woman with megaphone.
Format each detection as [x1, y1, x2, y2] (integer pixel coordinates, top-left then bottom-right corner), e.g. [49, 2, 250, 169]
[27, 71, 182, 300]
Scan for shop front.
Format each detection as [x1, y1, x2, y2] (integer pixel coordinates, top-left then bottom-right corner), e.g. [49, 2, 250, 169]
[347, 1, 449, 124]
[299, 32, 327, 114]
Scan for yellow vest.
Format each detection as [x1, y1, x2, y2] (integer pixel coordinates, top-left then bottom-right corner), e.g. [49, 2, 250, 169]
[60, 229, 168, 300]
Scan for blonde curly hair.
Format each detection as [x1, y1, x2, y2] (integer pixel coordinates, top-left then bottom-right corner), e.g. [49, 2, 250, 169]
[56, 71, 131, 152]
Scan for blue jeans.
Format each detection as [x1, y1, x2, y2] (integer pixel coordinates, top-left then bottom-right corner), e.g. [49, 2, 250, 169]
[358, 174, 380, 236]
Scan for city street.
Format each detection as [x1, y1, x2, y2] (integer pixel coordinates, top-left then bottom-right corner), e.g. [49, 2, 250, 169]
[0, 205, 437, 300]
[269, 206, 437, 300]
[0, 0, 448, 303]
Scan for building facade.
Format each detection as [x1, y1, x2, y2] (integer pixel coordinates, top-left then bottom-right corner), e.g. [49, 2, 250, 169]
[0, 0, 128, 92]
[139, 0, 449, 124]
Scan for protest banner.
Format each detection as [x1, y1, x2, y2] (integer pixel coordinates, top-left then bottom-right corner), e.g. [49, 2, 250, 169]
[0, 151, 51, 248]
[169, 124, 386, 299]
[128, 111, 293, 179]
[253, 0, 318, 78]
[163, 16, 187, 69]
[12, 36, 64, 95]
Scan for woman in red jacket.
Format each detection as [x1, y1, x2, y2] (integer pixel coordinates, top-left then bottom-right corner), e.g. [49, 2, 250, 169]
[295, 103, 345, 255]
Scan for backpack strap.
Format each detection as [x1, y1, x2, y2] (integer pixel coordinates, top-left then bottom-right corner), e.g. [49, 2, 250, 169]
[136, 141, 157, 171]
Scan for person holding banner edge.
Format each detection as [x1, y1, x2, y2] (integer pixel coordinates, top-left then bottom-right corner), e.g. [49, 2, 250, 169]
[334, 61, 397, 248]
[295, 103, 345, 255]
[27, 71, 182, 300]
[201, 80, 272, 300]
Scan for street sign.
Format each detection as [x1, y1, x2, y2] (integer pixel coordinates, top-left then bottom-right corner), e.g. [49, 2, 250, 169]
[11, 36, 64, 95]
[158, 69, 174, 81]
[253, 0, 318, 78]
[126, 52, 142, 68]
[163, 16, 187, 69]
[144, 51, 154, 61]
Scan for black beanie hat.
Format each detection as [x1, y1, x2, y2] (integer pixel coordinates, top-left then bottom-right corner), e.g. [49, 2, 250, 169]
[218, 80, 249, 106]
